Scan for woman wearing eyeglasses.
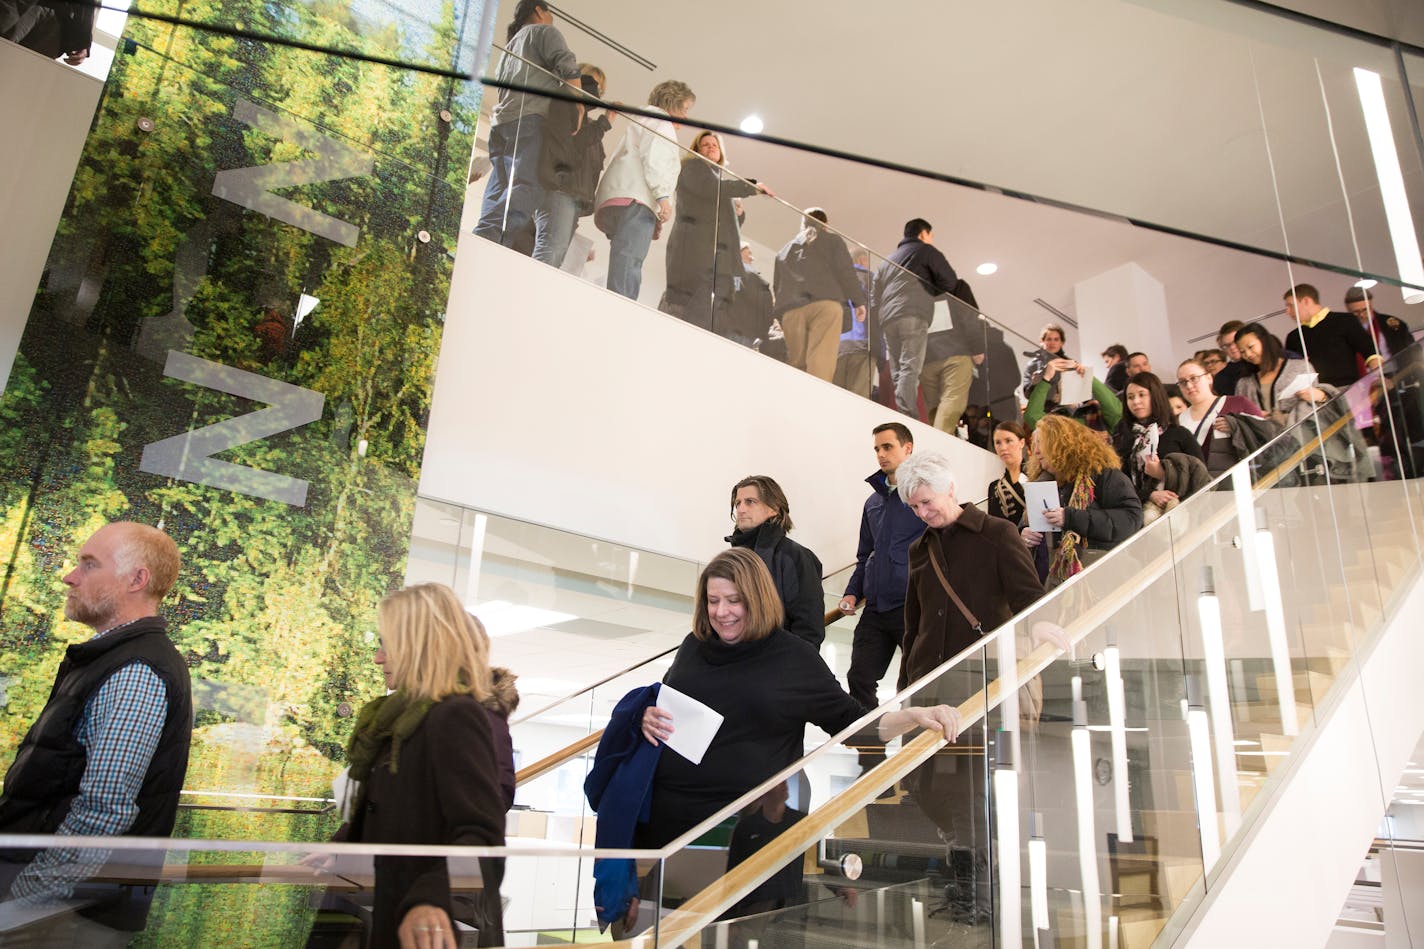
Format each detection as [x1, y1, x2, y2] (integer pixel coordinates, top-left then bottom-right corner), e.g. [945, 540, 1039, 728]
[1174, 357, 1266, 477]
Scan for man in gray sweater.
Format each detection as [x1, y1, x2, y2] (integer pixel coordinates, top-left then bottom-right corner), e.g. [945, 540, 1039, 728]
[474, 0, 580, 249]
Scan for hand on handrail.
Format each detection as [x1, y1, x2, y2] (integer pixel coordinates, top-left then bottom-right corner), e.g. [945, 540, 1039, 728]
[877, 704, 960, 744]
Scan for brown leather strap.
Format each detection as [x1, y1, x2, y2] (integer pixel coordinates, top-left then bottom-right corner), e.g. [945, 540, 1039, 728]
[927, 539, 983, 634]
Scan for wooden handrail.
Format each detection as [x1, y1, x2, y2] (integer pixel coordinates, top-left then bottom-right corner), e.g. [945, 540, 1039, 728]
[593, 385, 1401, 948]
[514, 729, 603, 786]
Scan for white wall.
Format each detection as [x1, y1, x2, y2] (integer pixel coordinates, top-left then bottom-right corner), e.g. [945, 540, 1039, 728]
[420, 236, 1002, 569]
[0, 45, 102, 393]
[1181, 572, 1424, 948]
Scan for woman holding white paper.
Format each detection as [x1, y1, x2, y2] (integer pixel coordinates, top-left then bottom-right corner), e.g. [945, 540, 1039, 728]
[1022, 414, 1142, 585]
[636, 548, 957, 849]
[1233, 323, 1329, 424]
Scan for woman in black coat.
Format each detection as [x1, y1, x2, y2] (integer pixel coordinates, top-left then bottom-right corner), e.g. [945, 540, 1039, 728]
[725, 475, 825, 647]
[660, 132, 774, 332]
[1111, 371, 1205, 510]
[345, 583, 508, 948]
[639, 549, 958, 847]
[986, 420, 1030, 525]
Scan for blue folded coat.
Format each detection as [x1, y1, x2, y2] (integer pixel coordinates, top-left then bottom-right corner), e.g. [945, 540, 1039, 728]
[584, 682, 662, 930]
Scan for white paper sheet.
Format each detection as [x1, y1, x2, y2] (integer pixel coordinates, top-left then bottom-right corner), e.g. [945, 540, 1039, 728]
[1026, 481, 1062, 532]
[655, 683, 724, 765]
[1277, 370, 1318, 400]
[1057, 367, 1095, 406]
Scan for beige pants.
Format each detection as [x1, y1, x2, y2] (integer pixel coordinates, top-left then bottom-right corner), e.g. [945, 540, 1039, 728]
[781, 301, 843, 382]
[921, 355, 975, 434]
[833, 351, 873, 398]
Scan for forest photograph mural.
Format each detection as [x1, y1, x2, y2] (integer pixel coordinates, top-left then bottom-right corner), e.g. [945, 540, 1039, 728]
[0, 0, 483, 939]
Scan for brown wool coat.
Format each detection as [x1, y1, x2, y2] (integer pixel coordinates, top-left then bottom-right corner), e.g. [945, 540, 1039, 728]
[899, 504, 1045, 691]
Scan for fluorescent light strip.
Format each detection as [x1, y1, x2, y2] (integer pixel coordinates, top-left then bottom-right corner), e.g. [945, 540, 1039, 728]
[1187, 705, 1222, 871]
[1198, 582, 1242, 837]
[1072, 708, 1104, 949]
[1103, 645, 1133, 843]
[995, 767, 1022, 947]
[1256, 526, 1299, 737]
[1232, 466, 1264, 611]
[1029, 828, 1049, 931]
[1354, 69, 1424, 305]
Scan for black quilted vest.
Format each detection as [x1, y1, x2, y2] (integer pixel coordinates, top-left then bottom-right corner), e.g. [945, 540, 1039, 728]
[0, 616, 192, 838]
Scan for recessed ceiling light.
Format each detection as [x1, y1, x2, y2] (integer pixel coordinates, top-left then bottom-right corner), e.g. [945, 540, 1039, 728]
[976, 262, 998, 276]
[1354, 279, 1378, 289]
[739, 115, 764, 134]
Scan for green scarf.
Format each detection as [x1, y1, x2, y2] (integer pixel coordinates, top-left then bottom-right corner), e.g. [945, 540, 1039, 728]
[346, 691, 436, 780]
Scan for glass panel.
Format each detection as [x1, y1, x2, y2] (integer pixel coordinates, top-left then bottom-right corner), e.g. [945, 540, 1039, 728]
[0, 838, 652, 946]
[105, 0, 489, 77]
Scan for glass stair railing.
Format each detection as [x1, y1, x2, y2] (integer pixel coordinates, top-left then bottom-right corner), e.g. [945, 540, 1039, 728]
[0, 358, 1415, 946]
[586, 340, 1424, 948]
[470, 43, 1045, 438]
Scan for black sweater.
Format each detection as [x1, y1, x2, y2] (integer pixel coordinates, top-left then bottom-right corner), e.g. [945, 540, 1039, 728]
[1284, 310, 1376, 388]
[639, 630, 864, 847]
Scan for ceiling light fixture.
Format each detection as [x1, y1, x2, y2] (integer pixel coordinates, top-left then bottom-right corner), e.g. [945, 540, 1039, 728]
[1354, 69, 1424, 304]
[976, 262, 998, 276]
[739, 115, 764, 134]
[1355, 279, 1378, 289]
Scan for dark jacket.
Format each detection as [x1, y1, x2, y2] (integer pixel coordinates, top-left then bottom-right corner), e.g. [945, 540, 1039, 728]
[872, 237, 958, 327]
[727, 269, 774, 342]
[585, 684, 662, 930]
[843, 470, 927, 612]
[772, 224, 866, 317]
[1212, 359, 1249, 397]
[727, 521, 825, 647]
[1284, 309, 1377, 388]
[347, 695, 507, 948]
[642, 631, 864, 848]
[924, 278, 985, 363]
[900, 505, 1044, 689]
[1159, 452, 1211, 501]
[482, 668, 520, 812]
[1057, 469, 1143, 551]
[1104, 361, 1129, 395]
[537, 99, 613, 214]
[968, 325, 1023, 416]
[0, 616, 192, 841]
[665, 159, 760, 299]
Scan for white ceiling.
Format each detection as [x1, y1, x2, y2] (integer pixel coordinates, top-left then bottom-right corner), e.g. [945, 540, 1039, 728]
[489, 0, 1424, 358]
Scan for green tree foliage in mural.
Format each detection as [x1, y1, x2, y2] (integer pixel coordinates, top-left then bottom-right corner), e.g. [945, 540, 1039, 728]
[0, 0, 484, 938]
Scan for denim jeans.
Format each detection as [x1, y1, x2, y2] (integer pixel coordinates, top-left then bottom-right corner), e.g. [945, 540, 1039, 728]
[883, 317, 931, 416]
[532, 190, 580, 267]
[604, 203, 657, 300]
[474, 116, 546, 248]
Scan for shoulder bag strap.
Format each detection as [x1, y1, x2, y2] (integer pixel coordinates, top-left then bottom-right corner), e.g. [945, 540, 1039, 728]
[926, 538, 983, 635]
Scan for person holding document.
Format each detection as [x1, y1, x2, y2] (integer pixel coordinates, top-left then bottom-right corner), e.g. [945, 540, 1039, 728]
[1232, 323, 1330, 425]
[1022, 415, 1142, 585]
[637, 548, 958, 849]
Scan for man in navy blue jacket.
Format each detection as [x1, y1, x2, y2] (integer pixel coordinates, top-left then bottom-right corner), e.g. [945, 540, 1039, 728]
[837, 422, 927, 772]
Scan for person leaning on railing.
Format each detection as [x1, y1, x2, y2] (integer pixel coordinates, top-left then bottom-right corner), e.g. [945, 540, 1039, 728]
[621, 550, 957, 933]
[895, 451, 1044, 923]
[660, 131, 774, 334]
